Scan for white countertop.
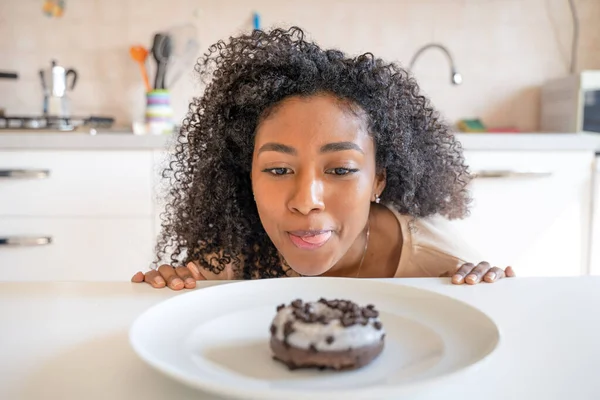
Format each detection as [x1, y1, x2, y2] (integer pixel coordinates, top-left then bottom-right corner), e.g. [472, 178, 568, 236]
[1, 277, 599, 400]
[0, 131, 172, 150]
[0, 131, 600, 151]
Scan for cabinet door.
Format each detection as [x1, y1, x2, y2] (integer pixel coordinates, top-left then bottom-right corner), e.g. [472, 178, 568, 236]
[450, 150, 594, 277]
[0, 150, 153, 217]
[590, 157, 600, 275]
[0, 217, 155, 281]
[152, 150, 170, 247]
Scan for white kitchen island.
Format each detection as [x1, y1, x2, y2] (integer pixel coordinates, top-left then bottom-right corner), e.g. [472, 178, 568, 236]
[1, 277, 599, 400]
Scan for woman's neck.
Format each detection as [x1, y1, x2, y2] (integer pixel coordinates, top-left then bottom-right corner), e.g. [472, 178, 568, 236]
[321, 217, 370, 278]
[323, 203, 403, 278]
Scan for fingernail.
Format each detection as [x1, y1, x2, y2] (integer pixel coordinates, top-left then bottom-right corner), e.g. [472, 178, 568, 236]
[185, 278, 196, 287]
[154, 276, 165, 286]
[466, 274, 477, 283]
[487, 272, 496, 281]
[171, 278, 184, 288]
[452, 274, 463, 283]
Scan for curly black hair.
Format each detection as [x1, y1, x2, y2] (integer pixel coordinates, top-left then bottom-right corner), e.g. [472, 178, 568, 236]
[155, 26, 471, 280]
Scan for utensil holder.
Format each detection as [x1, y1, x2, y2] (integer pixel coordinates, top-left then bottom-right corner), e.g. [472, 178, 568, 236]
[145, 89, 173, 135]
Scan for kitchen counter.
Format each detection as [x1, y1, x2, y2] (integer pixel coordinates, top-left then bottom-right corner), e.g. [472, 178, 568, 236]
[1, 277, 599, 400]
[0, 131, 172, 150]
[1, 131, 600, 151]
[457, 132, 600, 151]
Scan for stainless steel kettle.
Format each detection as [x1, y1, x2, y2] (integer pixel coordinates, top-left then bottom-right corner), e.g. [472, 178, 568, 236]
[39, 60, 78, 116]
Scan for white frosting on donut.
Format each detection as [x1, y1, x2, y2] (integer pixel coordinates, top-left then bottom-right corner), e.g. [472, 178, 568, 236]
[271, 301, 385, 351]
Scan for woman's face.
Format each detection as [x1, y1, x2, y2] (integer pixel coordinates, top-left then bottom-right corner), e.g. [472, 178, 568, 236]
[251, 93, 384, 276]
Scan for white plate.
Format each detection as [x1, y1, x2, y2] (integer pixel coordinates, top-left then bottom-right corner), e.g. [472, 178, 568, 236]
[129, 278, 500, 400]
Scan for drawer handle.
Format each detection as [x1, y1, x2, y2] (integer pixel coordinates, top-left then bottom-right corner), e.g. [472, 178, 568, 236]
[0, 169, 50, 179]
[471, 170, 553, 179]
[0, 236, 52, 247]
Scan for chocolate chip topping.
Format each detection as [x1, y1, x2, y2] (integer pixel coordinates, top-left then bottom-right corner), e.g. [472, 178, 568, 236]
[309, 344, 317, 353]
[292, 309, 308, 320]
[278, 298, 383, 329]
[341, 315, 354, 327]
[282, 320, 295, 348]
[276, 304, 285, 312]
[270, 324, 277, 335]
[283, 320, 295, 337]
[362, 308, 379, 318]
[326, 335, 335, 344]
[291, 299, 303, 308]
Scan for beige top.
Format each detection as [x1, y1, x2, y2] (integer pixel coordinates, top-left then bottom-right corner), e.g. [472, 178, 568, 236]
[386, 205, 482, 278]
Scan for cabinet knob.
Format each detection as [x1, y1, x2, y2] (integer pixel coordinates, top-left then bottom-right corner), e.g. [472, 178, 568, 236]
[0, 169, 51, 179]
[471, 170, 553, 179]
[0, 236, 53, 247]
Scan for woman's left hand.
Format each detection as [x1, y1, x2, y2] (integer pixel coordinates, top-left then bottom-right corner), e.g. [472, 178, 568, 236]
[451, 262, 515, 285]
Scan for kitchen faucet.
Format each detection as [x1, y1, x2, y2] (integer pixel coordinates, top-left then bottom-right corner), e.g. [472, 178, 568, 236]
[409, 43, 462, 85]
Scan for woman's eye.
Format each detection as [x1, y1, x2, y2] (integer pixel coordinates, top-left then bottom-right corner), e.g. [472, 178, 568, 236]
[327, 168, 358, 176]
[264, 168, 291, 176]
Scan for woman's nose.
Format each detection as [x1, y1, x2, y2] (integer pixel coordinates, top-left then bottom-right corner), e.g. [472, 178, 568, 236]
[288, 173, 325, 215]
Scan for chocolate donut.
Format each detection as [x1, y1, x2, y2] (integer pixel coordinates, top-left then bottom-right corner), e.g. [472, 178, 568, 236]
[269, 298, 385, 371]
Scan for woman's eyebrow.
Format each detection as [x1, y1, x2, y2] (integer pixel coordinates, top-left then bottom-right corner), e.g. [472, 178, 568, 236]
[320, 142, 364, 154]
[257, 143, 297, 155]
[257, 141, 364, 156]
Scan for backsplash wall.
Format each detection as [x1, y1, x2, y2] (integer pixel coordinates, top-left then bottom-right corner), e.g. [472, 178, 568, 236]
[1, 0, 599, 132]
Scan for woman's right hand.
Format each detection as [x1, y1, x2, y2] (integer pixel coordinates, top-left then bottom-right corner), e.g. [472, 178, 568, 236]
[131, 261, 205, 290]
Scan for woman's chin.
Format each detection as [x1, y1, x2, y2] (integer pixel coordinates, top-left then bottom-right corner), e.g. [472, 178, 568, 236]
[284, 258, 334, 277]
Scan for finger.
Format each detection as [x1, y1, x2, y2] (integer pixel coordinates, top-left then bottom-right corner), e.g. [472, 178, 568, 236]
[483, 266, 506, 283]
[131, 271, 144, 283]
[176, 266, 196, 289]
[158, 264, 184, 290]
[144, 270, 166, 288]
[452, 263, 475, 284]
[186, 261, 205, 281]
[505, 266, 516, 277]
[465, 261, 491, 285]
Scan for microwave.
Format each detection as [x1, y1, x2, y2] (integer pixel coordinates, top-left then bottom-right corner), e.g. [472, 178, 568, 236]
[540, 70, 600, 133]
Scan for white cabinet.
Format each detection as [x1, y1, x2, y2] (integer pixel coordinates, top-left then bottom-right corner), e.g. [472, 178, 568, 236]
[450, 150, 595, 277]
[1, 146, 597, 281]
[0, 150, 157, 281]
[0, 217, 155, 281]
[590, 157, 600, 274]
[152, 150, 170, 245]
[0, 151, 153, 216]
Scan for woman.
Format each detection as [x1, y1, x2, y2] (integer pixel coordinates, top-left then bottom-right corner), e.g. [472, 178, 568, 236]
[132, 27, 514, 290]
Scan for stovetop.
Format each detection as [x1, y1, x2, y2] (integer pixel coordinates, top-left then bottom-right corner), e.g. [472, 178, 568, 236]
[0, 115, 114, 131]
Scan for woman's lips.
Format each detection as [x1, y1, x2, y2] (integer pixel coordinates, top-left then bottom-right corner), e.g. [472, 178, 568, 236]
[287, 231, 332, 250]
